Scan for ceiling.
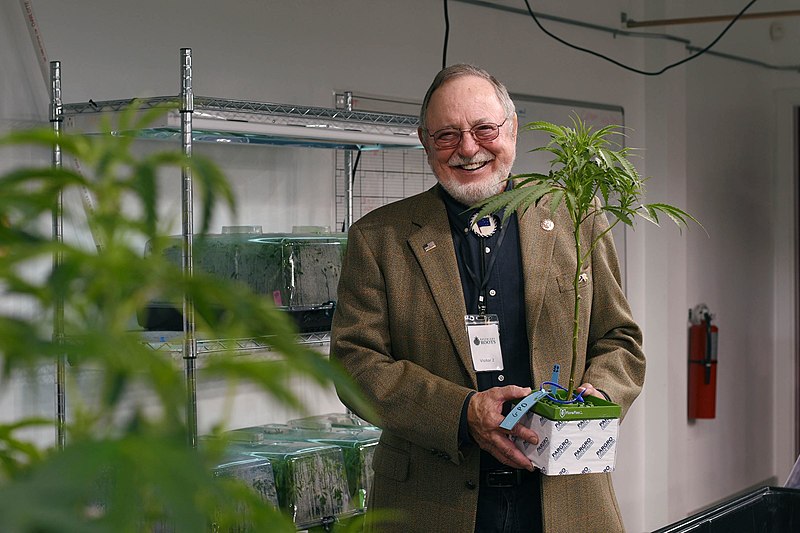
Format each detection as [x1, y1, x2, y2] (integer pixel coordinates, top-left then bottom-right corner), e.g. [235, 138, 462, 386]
[451, 0, 800, 72]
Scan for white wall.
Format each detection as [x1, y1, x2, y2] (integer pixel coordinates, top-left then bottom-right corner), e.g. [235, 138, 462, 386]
[2, 1, 799, 531]
[0, 0, 57, 448]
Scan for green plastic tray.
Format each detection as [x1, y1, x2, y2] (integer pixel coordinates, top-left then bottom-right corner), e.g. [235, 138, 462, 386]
[533, 393, 621, 421]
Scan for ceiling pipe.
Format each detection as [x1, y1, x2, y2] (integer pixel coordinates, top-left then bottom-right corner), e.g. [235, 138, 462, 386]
[624, 10, 800, 29]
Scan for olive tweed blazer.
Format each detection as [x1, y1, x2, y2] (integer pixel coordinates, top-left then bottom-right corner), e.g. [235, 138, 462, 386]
[331, 185, 645, 533]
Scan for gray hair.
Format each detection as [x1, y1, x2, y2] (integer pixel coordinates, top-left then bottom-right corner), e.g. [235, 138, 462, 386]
[418, 64, 516, 132]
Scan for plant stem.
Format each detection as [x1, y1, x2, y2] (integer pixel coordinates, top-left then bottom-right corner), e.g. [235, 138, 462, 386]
[569, 218, 582, 397]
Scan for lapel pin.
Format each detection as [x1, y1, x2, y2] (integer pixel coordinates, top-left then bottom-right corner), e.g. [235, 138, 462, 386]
[423, 241, 437, 252]
[541, 219, 554, 231]
[469, 213, 499, 238]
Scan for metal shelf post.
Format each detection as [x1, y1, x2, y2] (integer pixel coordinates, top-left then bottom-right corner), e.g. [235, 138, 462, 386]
[342, 91, 355, 230]
[50, 60, 67, 450]
[180, 48, 199, 448]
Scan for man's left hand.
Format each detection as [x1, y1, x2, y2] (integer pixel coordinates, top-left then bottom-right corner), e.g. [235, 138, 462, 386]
[576, 382, 605, 400]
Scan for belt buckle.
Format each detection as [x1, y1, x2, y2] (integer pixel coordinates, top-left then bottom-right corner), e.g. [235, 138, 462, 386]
[485, 469, 517, 488]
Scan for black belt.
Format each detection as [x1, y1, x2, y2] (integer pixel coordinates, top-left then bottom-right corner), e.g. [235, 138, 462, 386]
[479, 468, 534, 488]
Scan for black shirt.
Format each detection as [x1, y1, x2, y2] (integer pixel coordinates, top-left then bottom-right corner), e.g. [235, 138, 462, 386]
[441, 186, 532, 392]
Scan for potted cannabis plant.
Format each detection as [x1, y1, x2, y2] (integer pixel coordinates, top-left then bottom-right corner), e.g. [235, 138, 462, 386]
[0, 106, 371, 531]
[479, 116, 698, 474]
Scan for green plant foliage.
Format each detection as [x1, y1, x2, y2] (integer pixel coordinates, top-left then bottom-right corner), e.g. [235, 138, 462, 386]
[0, 107, 372, 531]
[476, 115, 701, 395]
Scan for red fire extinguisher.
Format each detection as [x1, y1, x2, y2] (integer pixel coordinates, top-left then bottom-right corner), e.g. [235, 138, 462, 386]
[688, 304, 718, 419]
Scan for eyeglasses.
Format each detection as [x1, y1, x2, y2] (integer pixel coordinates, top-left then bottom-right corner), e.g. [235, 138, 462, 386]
[427, 118, 508, 149]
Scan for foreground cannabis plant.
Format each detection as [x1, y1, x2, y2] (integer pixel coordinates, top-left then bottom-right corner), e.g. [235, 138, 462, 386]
[0, 105, 369, 532]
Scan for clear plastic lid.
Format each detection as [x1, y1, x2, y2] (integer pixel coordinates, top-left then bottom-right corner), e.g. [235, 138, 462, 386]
[221, 225, 263, 234]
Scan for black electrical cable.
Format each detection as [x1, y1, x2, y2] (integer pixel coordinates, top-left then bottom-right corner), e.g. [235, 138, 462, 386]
[443, 0, 451, 69]
[440, 0, 760, 76]
[522, 0, 759, 76]
[352, 149, 362, 189]
[341, 149, 363, 233]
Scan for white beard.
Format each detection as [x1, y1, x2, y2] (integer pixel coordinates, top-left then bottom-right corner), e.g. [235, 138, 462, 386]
[439, 176, 505, 206]
[438, 150, 512, 206]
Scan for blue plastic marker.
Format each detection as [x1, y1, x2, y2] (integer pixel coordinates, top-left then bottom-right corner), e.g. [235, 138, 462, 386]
[499, 389, 548, 430]
[550, 364, 560, 392]
[499, 364, 562, 430]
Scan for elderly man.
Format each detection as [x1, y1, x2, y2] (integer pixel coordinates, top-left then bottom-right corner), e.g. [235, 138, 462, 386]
[331, 64, 645, 532]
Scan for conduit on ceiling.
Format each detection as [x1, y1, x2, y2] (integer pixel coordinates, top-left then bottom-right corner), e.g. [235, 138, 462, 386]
[452, 0, 800, 72]
[625, 9, 800, 29]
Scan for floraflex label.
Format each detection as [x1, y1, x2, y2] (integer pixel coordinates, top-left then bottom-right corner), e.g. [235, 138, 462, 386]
[511, 411, 619, 476]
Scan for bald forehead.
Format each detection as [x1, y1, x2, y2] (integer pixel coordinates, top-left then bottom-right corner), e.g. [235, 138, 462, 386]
[425, 75, 506, 128]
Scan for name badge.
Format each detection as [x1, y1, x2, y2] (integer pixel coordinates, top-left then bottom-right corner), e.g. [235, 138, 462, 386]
[465, 314, 503, 372]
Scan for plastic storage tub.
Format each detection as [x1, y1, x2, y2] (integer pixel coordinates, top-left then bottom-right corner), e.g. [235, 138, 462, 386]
[652, 486, 800, 532]
[224, 433, 354, 530]
[229, 424, 380, 512]
[138, 231, 347, 332]
[211, 451, 280, 531]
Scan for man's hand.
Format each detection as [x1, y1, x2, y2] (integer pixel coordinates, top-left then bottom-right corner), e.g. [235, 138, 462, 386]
[467, 385, 539, 471]
[576, 382, 605, 400]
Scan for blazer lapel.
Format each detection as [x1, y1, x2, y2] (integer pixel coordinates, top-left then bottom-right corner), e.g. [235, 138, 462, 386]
[408, 188, 477, 388]
[518, 200, 557, 383]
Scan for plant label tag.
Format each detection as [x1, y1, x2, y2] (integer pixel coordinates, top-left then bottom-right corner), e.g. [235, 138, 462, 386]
[465, 314, 503, 372]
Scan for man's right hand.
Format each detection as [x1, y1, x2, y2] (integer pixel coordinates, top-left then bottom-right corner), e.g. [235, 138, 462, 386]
[466, 385, 539, 471]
